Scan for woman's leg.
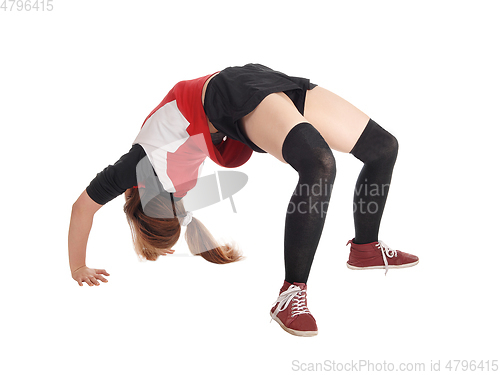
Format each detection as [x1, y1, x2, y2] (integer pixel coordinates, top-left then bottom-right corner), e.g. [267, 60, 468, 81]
[241, 92, 336, 284]
[241, 92, 335, 336]
[348, 119, 398, 243]
[303, 86, 396, 244]
[302, 86, 418, 274]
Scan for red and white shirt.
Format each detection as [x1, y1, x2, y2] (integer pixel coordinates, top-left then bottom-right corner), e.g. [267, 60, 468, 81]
[133, 73, 253, 199]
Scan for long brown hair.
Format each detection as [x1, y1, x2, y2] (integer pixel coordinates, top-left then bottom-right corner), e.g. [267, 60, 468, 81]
[123, 187, 243, 264]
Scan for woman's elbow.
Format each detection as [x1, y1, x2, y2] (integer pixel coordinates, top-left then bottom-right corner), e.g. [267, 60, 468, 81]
[73, 190, 103, 215]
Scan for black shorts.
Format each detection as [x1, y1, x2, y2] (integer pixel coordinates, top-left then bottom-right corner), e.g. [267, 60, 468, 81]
[203, 63, 317, 153]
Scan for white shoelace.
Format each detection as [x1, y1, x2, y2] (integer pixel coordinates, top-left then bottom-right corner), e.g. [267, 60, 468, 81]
[270, 285, 311, 322]
[376, 240, 398, 275]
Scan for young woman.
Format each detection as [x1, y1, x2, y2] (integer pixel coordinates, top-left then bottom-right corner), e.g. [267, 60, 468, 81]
[68, 63, 419, 337]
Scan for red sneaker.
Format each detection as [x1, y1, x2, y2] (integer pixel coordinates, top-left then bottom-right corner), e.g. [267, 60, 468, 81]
[270, 281, 318, 337]
[346, 239, 419, 275]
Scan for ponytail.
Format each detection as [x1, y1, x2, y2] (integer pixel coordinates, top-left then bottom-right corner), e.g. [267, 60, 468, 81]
[124, 187, 243, 264]
[184, 216, 243, 264]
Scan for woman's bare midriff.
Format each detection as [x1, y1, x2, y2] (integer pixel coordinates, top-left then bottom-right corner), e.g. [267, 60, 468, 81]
[202, 73, 220, 133]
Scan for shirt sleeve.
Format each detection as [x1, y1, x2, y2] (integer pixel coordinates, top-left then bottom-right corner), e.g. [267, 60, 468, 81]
[86, 144, 146, 205]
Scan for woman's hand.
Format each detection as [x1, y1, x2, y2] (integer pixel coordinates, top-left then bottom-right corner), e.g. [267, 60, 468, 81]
[72, 266, 110, 286]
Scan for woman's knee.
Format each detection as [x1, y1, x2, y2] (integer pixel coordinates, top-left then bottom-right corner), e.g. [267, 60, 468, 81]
[282, 122, 336, 181]
[386, 132, 399, 161]
[350, 119, 398, 164]
[376, 129, 399, 163]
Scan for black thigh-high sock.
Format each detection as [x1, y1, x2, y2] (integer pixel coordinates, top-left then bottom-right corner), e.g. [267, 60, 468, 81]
[350, 118, 399, 244]
[281, 122, 336, 284]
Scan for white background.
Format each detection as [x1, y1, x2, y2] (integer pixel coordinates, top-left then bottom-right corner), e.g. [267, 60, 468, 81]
[1, 1, 499, 374]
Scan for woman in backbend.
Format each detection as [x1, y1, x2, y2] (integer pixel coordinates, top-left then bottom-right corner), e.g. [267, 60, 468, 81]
[68, 63, 419, 337]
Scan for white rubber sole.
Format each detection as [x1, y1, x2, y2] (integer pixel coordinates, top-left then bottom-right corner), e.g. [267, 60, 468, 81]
[270, 312, 318, 337]
[346, 260, 419, 270]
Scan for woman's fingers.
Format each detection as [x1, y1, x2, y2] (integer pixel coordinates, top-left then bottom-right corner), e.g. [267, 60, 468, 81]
[84, 276, 99, 286]
[73, 268, 110, 286]
[90, 269, 109, 284]
[95, 274, 108, 283]
[95, 269, 110, 276]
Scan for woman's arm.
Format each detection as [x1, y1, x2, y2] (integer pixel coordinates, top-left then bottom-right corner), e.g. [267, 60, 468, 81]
[68, 190, 110, 286]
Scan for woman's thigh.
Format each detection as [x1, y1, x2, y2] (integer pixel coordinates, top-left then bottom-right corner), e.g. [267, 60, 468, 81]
[239, 92, 307, 164]
[239, 87, 371, 164]
[303, 86, 370, 153]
